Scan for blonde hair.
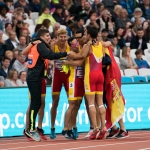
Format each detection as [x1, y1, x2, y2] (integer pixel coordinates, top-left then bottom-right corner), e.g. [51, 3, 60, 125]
[7, 69, 18, 80]
[57, 28, 67, 36]
[5, 50, 13, 57]
[9, 31, 16, 36]
[114, 5, 122, 14]
[119, 8, 128, 18]
[122, 46, 130, 57]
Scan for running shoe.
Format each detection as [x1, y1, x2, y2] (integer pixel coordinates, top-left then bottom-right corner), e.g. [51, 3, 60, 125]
[25, 129, 41, 141]
[84, 129, 93, 139]
[37, 127, 47, 140]
[96, 128, 107, 140]
[23, 129, 33, 141]
[62, 130, 69, 139]
[115, 129, 129, 139]
[89, 130, 99, 140]
[106, 128, 120, 139]
[50, 128, 56, 139]
[67, 130, 76, 140]
[73, 127, 78, 138]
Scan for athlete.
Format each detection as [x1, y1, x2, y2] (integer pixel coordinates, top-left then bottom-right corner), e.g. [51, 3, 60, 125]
[23, 28, 75, 141]
[61, 37, 84, 140]
[50, 28, 85, 139]
[22, 40, 48, 141]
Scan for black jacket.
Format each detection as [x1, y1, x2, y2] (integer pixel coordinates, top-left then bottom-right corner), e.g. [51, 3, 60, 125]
[5, 39, 19, 51]
[130, 36, 148, 52]
[27, 38, 67, 81]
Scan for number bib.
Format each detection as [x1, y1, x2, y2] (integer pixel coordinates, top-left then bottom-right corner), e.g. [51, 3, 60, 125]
[76, 66, 84, 78]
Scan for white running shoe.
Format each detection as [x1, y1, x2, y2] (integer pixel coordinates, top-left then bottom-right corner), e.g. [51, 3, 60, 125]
[84, 129, 93, 139]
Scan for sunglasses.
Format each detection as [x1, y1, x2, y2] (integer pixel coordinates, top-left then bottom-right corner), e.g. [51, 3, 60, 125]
[71, 42, 79, 48]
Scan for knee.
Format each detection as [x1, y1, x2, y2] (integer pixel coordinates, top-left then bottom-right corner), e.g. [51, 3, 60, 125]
[99, 105, 106, 115]
[52, 100, 59, 108]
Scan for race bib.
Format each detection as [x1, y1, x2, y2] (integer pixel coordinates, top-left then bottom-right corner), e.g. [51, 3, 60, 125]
[55, 60, 63, 70]
[76, 66, 83, 78]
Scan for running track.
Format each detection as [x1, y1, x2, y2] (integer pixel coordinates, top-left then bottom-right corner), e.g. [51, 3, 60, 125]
[0, 131, 150, 150]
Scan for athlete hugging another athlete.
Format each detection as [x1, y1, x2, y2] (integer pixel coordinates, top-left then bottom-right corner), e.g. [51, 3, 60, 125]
[22, 26, 128, 141]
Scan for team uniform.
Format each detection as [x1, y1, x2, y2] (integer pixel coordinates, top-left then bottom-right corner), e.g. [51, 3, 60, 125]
[84, 42, 104, 95]
[68, 65, 84, 100]
[52, 44, 70, 95]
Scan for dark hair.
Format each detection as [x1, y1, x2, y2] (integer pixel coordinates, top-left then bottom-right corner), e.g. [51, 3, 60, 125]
[97, 3, 104, 9]
[35, 24, 43, 32]
[135, 49, 143, 55]
[88, 10, 97, 18]
[42, 6, 49, 13]
[5, 23, 12, 29]
[77, 17, 84, 22]
[2, 57, 10, 62]
[18, 50, 23, 56]
[42, 19, 51, 29]
[68, 37, 76, 46]
[37, 29, 49, 37]
[86, 25, 98, 39]
[19, 35, 26, 39]
[137, 27, 144, 32]
[19, 71, 26, 78]
[75, 29, 84, 37]
[0, 5, 9, 14]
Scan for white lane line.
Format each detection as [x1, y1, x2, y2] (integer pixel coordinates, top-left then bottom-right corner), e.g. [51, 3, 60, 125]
[1, 133, 150, 146]
[1, 131, 150, 142]
[138, 148, 150, 150]
[0, 141, 79, 150]
[1, 135, 150, 150]
[62, 140, 150, 150]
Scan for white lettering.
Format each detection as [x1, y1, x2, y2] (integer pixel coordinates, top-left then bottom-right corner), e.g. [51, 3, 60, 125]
[148, 108, 150, 120]
[78, 110, 84, 124]
[127, 108, 136, 122]
[60, 103, 67, 127]
[42, 112, 49, 127]
[137, 107, 143, 122]
[0, 114, 10, 136]
[123, 108, 127, 122]
[15, 113, 24, 128]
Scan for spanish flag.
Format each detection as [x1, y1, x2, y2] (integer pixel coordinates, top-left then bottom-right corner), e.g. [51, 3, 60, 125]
[104, 47, 125, 130]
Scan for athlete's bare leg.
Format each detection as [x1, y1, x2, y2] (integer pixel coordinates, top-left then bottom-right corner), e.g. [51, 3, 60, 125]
[69, 100, 82, 129]
[118, 118, 126, 131]
[95, 103, 101, 128]
[85, 95, 97, 130]
[84, 96, 93, 128]
[95, 94, 106, 130]
[51, 95, 60, 128]
[63, 100, 76, 130]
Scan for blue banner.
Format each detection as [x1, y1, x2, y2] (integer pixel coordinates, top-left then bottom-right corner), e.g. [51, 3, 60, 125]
[0, 84, 150, 137]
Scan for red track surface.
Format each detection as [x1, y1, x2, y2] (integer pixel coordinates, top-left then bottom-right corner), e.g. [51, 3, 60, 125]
[0, 131, 150, 150]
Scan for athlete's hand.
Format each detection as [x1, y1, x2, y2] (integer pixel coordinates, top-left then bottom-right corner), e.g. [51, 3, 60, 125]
[33, 40, 41, 45]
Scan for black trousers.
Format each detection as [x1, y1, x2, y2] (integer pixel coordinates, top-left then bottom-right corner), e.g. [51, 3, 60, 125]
[27, 80, 42, 131]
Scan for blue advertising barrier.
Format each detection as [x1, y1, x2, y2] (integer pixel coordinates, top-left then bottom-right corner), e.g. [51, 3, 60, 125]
[0, 83, 150, 137]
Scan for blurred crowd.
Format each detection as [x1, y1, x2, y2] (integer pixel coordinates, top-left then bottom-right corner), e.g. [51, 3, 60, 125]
[0, 0, 150, 87]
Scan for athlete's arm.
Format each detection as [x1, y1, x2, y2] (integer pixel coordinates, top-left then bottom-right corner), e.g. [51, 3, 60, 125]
[68, 41, 92, 60]
[22, 40, 41, 56]
[63, 59, 84, 66]
[22, 43, 32, 56]
[37, 43, 70, 60]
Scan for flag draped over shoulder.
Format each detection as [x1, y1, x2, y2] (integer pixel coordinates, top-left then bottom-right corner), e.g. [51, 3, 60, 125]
[104, 47, 125, 130]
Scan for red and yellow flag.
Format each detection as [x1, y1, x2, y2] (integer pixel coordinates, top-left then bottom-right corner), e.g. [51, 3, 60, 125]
[104, 47, 125, 130]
